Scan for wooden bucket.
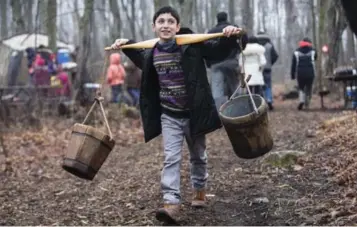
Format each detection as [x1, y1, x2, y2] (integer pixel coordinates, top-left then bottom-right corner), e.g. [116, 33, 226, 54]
[62, 97, 115, 180]
[219, 94, 273, 159]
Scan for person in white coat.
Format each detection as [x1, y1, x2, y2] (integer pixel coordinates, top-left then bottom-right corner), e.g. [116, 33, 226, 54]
[239, 36, 267, 96]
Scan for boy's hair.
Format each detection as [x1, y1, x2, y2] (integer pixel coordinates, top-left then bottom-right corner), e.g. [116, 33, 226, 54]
[153, 6, 180, 24]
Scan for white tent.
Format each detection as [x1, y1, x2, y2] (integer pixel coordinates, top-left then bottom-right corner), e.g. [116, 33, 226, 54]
[2, 33, 75, 52]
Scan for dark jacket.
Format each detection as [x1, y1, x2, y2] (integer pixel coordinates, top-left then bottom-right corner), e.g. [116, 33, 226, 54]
[256, 34, 279, 71]
[205, 21, 248, 68]
[123, 37, 243, 143]
[124, 60, 141, 89]
[291, 42, 317, 80]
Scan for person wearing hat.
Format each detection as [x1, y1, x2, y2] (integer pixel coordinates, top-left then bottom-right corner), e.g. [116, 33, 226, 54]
[291, 37, 317, 110]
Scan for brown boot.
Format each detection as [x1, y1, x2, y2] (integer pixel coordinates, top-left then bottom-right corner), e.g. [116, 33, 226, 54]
[191, 188, 206, 208]
[155, 204, 180, 224]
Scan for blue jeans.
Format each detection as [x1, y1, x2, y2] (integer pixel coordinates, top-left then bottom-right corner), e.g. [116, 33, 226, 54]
[210, 69, 228, 111]
[111, 85, 122, 103]
[160, 113, 207, 204]
[127, 88, 140, 106]
[263, 71, 273, 103]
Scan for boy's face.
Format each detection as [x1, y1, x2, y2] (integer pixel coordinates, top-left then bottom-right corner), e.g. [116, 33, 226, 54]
[152, 13, 180, 41]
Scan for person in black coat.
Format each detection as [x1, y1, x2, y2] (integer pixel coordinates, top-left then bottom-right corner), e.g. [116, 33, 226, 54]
[110, 6, 248, 224]
[206, 12, 248, 110]
[291, 37, 317, 110]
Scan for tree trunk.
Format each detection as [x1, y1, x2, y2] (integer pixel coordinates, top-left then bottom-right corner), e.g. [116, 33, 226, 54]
[46, 0, 57, 52]
[0, 0, 8, 38]
[319, 0, 347, 93]
[311, 0, 318, 48]
[285, 0, 298, 55]
[26, 0, 33, 33]
[109, 0, 121, 41]
[346, 26, 356, 61]
[75, 0, 94, 94]
[258, 0, 267, 32]
[130, 0, 136, 40]
[120, 0, 137, 40]
[11, 0, 25, 35]
[37, 0, 47, 34]
[210, 1, 219, 28]
[179, 0, 194, 28]
[154, 0, 166, 12]
[241, 0, 253, 35]
[228, 0, 235, 24]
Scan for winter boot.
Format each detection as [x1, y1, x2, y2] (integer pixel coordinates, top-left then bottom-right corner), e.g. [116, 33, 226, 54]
[191, 188, 207, 208]
[155, 204, 180, 224]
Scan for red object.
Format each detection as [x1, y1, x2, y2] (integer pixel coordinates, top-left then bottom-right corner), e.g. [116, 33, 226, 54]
[322, 45, 329, 53]
[299, 41, 312, 47]
[56, 72, 71, 97]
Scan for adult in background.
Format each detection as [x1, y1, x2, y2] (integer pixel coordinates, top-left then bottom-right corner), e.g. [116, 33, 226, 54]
[291, 37, 317, 110]
[124, 59, 141, 107]
[206, 11, 248, 110]
[256, 31, 279, 110]
[238, 36, 267, 96]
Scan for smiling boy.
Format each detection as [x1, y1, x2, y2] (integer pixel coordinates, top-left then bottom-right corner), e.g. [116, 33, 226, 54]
[111, 6, 247, 224]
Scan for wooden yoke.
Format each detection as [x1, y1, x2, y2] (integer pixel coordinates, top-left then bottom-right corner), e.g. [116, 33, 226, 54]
[104, 32, 233, 50]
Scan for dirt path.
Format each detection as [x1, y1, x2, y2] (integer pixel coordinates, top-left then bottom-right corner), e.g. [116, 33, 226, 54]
[0, 95, 354, 225]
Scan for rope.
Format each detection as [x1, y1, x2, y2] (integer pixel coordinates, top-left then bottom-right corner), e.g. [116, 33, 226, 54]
[81, 52, 114, 140]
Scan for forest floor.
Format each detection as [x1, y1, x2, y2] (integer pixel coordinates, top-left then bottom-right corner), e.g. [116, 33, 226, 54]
[1, 85, 357, 226]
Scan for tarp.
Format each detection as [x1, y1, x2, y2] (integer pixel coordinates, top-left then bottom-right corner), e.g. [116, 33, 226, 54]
[2, 33, 75, 52]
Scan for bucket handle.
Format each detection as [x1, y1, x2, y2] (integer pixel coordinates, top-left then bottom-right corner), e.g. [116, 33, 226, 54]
[82, 96, 113, 140]
[229, 74, 259, 114]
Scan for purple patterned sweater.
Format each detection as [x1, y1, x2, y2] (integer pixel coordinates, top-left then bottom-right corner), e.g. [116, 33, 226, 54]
[153, 47, 189, 117]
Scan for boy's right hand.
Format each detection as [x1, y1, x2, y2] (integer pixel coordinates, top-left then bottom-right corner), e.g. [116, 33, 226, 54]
[111, 38, 129, 49]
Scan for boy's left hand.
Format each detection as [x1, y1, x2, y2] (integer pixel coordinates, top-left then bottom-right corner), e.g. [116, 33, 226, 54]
[222, 26, 242, 37]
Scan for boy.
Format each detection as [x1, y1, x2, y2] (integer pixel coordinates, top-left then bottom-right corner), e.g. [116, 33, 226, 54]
[111, 6, 247, 224]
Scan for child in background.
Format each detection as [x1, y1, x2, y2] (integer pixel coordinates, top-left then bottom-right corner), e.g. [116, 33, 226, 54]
[56, 65, 72, 98]
[107, 53, 126, 103]
[111, 6, 247, 224]
[124, 59, 141, 107]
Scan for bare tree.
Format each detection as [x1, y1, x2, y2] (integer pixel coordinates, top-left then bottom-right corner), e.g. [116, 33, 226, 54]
[75, 0, 94, 94]
[241, 0, 254, 35]
[318, 0, 347, 93]
[11, 0, 25, 35]
[178, 0, 194, 27]
[26, 0, 34, 33]
[109, 0, 122, 41]
[120, 0, 137, 40]
[154, 0, 167, 12]
[0, 0, 8, 38]
[346, 26, 356, 61]
[228, 0, 235, 24]
[47, 0, 57, 52]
